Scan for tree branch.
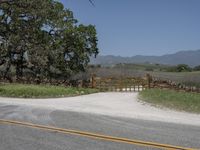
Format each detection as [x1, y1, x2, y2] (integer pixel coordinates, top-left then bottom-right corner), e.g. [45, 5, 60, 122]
[89, 0, 95, 6]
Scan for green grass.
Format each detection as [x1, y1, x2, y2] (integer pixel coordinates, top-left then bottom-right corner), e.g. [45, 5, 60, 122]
[0, 84, 99, 98]
[139, 88, 200, 113]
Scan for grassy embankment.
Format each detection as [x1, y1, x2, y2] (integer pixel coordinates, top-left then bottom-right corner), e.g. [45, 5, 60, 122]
[139, 88, 200, 113]
[0, 84, 99, 98]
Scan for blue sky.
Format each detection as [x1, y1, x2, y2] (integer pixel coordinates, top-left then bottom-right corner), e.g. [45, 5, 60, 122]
[60, 0, 200, 56]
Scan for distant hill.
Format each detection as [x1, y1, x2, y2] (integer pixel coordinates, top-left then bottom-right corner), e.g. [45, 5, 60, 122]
[90, 49, 200, 67]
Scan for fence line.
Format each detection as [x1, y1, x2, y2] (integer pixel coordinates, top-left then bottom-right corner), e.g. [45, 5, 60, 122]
[151, 76, 200, 93]
[91, 74, 200, 93]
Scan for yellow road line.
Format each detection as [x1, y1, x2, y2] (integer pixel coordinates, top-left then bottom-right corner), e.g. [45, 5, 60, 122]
[0, 119, 197, 150]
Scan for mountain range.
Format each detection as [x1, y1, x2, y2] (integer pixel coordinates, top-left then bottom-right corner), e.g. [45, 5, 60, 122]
[90, 49, 200, 67]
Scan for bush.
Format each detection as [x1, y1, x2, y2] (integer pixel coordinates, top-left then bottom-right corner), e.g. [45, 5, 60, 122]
[193, 65, 200, 71]
[176, 64, 192, 72]
[166, 64, 192, 72]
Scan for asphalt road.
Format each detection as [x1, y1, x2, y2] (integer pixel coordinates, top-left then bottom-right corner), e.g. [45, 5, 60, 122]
[0, 104, 200, 150]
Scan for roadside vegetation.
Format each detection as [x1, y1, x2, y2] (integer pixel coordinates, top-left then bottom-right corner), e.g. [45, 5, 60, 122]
[139, 88, 200, 113]
[0, 84, 99, 98]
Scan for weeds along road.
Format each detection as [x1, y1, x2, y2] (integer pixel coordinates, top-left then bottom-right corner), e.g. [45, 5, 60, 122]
[0, 93, 200, 150]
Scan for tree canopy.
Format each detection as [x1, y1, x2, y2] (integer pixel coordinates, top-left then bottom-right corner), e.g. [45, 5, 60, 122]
[0, 0, 98, 82]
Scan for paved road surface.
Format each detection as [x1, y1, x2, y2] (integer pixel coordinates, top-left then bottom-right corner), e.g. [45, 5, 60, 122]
[0, 93, 199, 126]
[0, 104, 200, 150]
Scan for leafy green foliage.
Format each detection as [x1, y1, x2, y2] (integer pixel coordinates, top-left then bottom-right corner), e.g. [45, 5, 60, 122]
[166, 64, 192, 72]
[193, 65, 200, 71]
[0, 0, 98, 81]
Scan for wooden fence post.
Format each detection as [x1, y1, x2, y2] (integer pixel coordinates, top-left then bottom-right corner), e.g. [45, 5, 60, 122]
[146, 74, 152, 89]
[91, 74, 96, 88]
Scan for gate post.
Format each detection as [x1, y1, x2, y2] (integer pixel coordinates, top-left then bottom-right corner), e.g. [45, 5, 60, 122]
[91, 74, 96, 88]
[146, 74, 152, 89]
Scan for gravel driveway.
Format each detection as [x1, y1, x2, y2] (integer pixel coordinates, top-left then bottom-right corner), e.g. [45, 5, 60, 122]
[0, 92, 199, 126]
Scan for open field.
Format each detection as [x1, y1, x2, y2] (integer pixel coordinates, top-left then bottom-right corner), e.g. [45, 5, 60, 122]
[151, 71, 200, 87]
[0, 84, 98, 98]
[86, 67, 200, 87]
[113, 63, 171, 71]
[139, 88, 200, 113]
